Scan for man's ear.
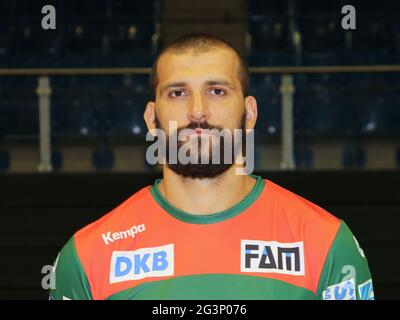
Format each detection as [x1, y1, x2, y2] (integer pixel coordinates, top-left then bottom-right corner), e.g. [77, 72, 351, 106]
[244, 96, 258, 130]
[144, 101, 156, 130]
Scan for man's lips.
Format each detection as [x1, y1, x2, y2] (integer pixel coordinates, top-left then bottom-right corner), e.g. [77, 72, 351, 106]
[179, 128, 214, 139]
[194, 128, 208, 134]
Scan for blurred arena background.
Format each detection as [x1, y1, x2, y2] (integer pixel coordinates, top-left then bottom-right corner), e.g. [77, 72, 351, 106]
[0, 0, 399, 299]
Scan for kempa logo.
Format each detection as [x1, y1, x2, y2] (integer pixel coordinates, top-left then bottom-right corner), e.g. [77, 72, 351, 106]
[102, 224, 146, 245]
[241, 240, 305, 276]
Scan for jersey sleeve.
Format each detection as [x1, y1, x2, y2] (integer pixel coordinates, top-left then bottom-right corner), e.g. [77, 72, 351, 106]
[49, 236, 93, 300]
[316, 220, 374, 300]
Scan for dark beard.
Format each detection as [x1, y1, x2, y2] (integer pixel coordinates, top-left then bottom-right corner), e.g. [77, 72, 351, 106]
[155, 113, 246, 179]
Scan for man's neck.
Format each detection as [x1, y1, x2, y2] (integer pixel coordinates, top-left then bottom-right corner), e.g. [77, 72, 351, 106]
[158, 166, 256, 215]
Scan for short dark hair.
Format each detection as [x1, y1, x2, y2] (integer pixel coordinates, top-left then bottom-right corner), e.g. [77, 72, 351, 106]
[149, 33, 249, 99]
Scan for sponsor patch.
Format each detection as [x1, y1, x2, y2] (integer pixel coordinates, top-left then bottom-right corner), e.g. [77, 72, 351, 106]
[110, 244, 174, 284]
[322, 279, 356, 300]
[241, 240, 305, 276]
[358, 279, 374, 300]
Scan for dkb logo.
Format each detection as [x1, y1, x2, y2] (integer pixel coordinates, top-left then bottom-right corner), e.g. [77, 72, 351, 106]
[110, 244, 174, 283]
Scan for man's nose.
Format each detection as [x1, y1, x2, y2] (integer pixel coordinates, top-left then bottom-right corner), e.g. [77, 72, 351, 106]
[187, 92, 210, 124]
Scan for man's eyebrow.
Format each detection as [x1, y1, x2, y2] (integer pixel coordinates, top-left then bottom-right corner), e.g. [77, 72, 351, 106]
[160, 82, 187, 93]
[206, 80, 235, 89]
[159, 80, 235, 94]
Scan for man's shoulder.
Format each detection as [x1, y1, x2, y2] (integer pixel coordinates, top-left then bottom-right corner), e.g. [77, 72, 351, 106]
[260, 178, 344, 292]
[55, 184, 157, 300]
[72, 185, 153, 247]
[262, 178, 341, 231]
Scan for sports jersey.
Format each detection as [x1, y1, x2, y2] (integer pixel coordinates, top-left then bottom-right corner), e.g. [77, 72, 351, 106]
[49, 175, 374, 300]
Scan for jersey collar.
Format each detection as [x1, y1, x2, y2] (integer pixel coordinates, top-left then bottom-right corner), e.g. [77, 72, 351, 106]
[150, 175, 265, 224]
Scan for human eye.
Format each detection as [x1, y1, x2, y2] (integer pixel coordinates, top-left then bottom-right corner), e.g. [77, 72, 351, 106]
[168, 90, 187, 98]
[208, 88, 226, 96]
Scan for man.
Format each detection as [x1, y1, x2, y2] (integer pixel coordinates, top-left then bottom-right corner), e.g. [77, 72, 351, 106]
[50, 33, 374, 300]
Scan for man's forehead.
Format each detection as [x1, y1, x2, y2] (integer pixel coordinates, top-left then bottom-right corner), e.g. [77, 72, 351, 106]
[156, 47, 240, 84]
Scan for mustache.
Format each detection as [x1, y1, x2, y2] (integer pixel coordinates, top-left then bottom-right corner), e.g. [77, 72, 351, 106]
[178, 121, 224, 132]
[154, 112, 246, 133]
[154, 116, 225, 133]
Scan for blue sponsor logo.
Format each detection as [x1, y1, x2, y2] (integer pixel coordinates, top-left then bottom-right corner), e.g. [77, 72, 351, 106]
[114, 251, 169, 276]
[322, 279, 356, 300]
[110, 244, 174, 283]
[358, 279, 374, 300]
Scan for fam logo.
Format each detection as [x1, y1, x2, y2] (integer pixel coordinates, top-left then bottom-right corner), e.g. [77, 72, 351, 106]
[358, 279, 374, 300]
[322, 279, 356, 300]
[241, 240, 305, 276]
[110, 244, 174, 284]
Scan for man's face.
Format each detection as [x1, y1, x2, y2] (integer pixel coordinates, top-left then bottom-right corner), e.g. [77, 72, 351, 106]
[154, 47, 245, 134]
[145, 47, 256, 178]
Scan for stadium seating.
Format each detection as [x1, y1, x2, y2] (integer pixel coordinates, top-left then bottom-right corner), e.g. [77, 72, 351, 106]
[342, 144, 367, 168]
[105, 98, 147, 138]
[1, 0, 399, 170]
[0, 149, 10, 171]
[92, 144, 115, 171]
[396, 148, 400, 167]
[359, 98, 400, 137]
[296, 100, 356, 137]
[294, 145, 313, 169]
[51, 99, 101, 138]
[51, 149, 63, 171]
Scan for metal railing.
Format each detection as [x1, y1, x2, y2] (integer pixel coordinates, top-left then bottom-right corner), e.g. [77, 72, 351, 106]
[1, 64, 399, 171]
[1, 65, 400, 76]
